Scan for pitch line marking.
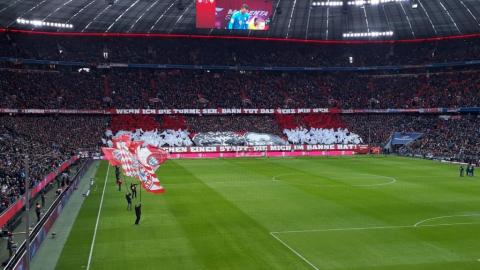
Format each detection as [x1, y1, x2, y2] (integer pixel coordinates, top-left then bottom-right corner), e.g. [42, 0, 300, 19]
[414, 214, 480, 227]
[270, 232, 320, 270]
[86, 164, 110, 270]
[271, 221, 480, 234]
[272, 173, 397, 187]
[271, 220, 480, 270]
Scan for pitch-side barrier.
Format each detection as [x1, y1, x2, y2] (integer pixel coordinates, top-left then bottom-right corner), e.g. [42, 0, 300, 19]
[4, 159, 92, 270]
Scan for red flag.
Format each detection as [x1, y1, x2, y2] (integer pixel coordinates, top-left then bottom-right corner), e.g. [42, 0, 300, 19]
[128, 140, 144, 154]
[102, 148, 121, 166]
[112, 134, 131, 148]
[102, 134, 168, 194]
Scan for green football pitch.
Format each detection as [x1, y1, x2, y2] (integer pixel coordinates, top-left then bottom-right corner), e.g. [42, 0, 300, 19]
[55, 156, 480, 270]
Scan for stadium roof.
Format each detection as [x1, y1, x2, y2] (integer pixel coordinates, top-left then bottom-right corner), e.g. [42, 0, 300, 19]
[1, 0, 480, 41]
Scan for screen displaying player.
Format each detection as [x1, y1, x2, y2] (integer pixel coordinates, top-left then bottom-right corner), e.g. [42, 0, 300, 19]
[196, 0, 272, 30]
[227, 4, 250, 30]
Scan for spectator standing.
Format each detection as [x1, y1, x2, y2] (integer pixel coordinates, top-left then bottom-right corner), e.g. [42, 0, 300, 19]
[35, 202, 41, 223]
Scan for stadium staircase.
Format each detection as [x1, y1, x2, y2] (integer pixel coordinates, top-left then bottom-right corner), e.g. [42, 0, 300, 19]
[102, 75, 111, 97]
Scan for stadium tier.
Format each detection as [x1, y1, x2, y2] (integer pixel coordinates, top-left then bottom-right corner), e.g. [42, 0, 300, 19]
[1, 13, 480, 270]
[2, 33, 480, 66]
[1, 69, 480, 109]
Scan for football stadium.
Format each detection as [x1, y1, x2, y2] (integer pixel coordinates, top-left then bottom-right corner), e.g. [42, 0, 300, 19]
[0, 0, 480, 269]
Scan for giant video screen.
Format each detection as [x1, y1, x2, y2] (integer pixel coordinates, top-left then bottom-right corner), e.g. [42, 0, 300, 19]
[196, 0, 272, 30]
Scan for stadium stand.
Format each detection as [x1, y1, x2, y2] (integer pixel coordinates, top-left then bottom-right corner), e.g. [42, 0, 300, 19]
[1, 69, 480, 109]
[1, 32, 480, 219]
[3, 0, 480, 266]
[2, 34, 480, 66]
[0, 116, 107, 212]
[399, 115, 480, 160]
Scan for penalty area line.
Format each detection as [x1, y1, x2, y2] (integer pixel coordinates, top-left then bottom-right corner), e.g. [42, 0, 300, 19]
[272, 221, 480, 234]
[86, 164, 110, 270]
[271, 221, 480, 270]
[414, 214, 480, 227]
[270, 232, 320, 270]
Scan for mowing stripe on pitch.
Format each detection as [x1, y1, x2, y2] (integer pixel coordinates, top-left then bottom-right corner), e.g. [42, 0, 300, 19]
[86, 164, 110, 270]
[271, 174, 397, 187]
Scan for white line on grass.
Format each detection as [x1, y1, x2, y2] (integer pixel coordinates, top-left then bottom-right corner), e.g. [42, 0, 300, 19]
[86, 164, 110, 270]
[270, 232, 320, 270]
[271, 224, 411, 234]
[271, 221, 480, 234]
[271, 220, 480, 269]
[414, 214, 480, 227]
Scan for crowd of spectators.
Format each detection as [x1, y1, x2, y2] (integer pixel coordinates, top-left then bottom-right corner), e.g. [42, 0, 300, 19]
[343, 114, 480, 161]
[0, 112, 477, 213]
[105, 114, 480, 162]
[1, 68, 479, 110]
[0, 116, 108, 212]
[342, 114, 436, 145]
[399, 116, 480, 160]
[0, 32, 479, 213]
[2, 33, 480, 67]
[0, 69, 102, 109]
[185, 115, 281, 135]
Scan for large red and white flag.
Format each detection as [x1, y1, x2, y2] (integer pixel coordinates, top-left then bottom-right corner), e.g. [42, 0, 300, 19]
[102, 135, 168, 194]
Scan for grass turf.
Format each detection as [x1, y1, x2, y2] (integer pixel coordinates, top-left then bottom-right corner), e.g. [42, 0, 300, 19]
[55, 156, 480, 270]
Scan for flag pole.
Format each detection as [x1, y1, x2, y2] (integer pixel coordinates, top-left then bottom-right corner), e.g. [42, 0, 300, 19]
[24, 155, 30, 270]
